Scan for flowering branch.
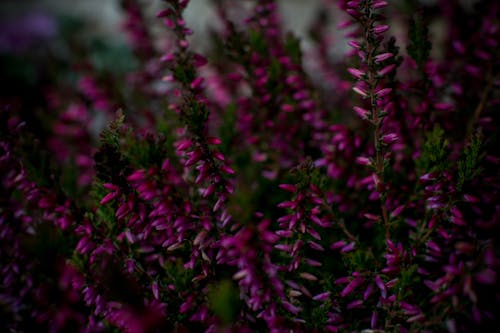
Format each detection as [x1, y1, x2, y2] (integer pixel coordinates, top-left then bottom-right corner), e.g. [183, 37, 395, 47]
[345, 0, 394, 239]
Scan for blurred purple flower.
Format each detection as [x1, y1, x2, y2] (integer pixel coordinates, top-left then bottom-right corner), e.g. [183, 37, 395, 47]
[0, 12, 57, 53]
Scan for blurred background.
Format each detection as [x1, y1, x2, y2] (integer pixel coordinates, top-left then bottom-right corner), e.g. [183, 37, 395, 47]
[0, 0, 327, 51]
[0, 0, 480, 128]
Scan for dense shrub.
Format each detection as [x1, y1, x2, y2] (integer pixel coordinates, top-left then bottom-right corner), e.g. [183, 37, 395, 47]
[1, 0, 499, 332]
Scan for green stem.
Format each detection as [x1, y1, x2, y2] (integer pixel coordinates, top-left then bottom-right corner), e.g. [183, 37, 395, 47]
[365, 22, 391, 240]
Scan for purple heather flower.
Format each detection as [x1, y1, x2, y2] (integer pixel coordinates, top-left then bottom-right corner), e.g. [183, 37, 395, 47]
[372, 0, 389, 9]
[353, 106, 370, 119]
[374, 53, 393, 63]
[375, 87, 392, 98]
[382, 133, 399, 145]
[377, 64, 396, 76]
[347, 68, 365, 79]
[373, 25, 390, 34]
[353, 86, 368, 98]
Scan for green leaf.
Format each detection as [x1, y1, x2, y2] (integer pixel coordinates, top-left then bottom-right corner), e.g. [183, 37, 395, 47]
[311, 301, 332, 327]
[173, 62, 196, 86]
[395, 264, 420, 299]
[407, 11, 432, 69]
[248, 30, 268, 55]
[94, 111, 132, 184]
[208, 280, 242, 324]
[416, 126, 450, 175]
[88, 40, 139, 75]
[284, 33, 302, 64]
[457, 133, 483, 191]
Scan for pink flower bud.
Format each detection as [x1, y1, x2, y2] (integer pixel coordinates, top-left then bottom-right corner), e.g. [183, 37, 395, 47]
[363, 283, 375, 300]
[190, 77, 205, 90]
[347, 299, 363, 309]
[338, 19, 353, 29]
[184, 150, 202, 166]
[340, 276, 364, 297]
[353, 106, 370, 119]
[308, 241, 325, 251]
[127, 170, 145, 182]
[192, 53, 207, 67]
[282, 301, 301, 314]
[156, 9, 172, 18]
[375, 87, 392, 98]
[390, 205, 405, 217]
[213, 196, 225, 212]
[220, 164, 235, 175]
[347, 40, 361, 49]
[371, 311, 378, 328]
[373, 0, 389, 9]
[100, 192, 118, 205]
[356, 156, 371, 166]
[382, 133, 399, 144]
[202, 184, 215, 198]
[353, 86, 368, 97]
[160, 53, 175, 62]
[419, 173, 436, 181]
[374, 275, 387, 298]
[341, 242, 356, 253]
[378, 64, 396, 76]
[331, 240, 347, 250]
[279, 183, 297, 192]
[299, 272, 318, 281]
[375, 52, 393, 63]
[373, 25, 390, 34]
[347, 67, 365, 79]
[152, 281, 159, 300]
[463, 194, 480, 202]
[212, 150, 225, 161]
[313, 292, 331, 301]
[206, 137, 221, 145]
[103, 183, 119, 191]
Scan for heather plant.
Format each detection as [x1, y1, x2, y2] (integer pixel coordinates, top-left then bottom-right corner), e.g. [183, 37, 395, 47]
[0, 0, 499, 332]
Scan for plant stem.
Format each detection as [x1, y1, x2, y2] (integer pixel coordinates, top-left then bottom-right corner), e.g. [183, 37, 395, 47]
[366, 27, 391, 240]
[467, 64, 496, 135]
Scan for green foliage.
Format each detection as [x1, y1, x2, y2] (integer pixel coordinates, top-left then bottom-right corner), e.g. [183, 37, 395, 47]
[457, 133, 483, 191]
[284, 33, 302, 64]
[310, 300, 332, 327]
[88, 40, 138, 75]
[173, 61, 196, 86]
[218, 103, 238, 156]
[416, 126, 450, 175]
[0, 54, 38, 87]
[344, 248, 376, 272]
[94, 191, 119, 232]
[407, 11, 432, 69]
[383, 37, 403, 82]
[268, 57, 282, 84]
[289, 157, 316, 191]
[184, 99, 209, 136]
[21, 222, 74, 260]
[94, 111, 132, 184]
[395, 264, 419, 300]
[60, 159, 90, 198]
[123, 132, 170, 169]
[100, 110, 126, 149]
[162, 260, 195, 292]
[208, 280, 242, 325]
[19, 138, 59, 189]
[248, 30, 268, 55]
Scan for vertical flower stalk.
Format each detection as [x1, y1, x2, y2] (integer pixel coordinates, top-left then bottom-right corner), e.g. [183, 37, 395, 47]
[158, 0, 234, 231]
[121, 0, 155, 61]
[344, 0, 394, 238]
